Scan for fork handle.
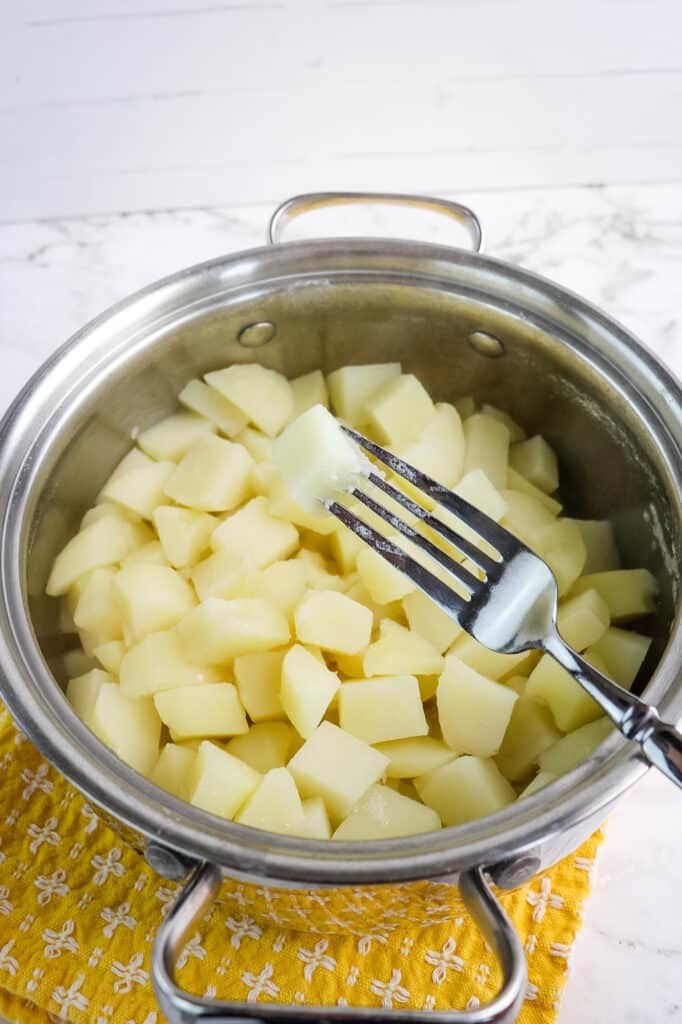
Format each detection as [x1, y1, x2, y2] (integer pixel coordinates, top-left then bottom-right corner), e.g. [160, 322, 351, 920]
[544, 634, 682, 788]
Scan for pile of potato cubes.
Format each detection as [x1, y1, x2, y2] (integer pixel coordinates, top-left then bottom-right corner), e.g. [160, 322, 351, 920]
[47, 361, 656, 840]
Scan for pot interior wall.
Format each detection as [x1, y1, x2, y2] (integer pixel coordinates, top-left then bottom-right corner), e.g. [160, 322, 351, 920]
[27, 279, 679, 694]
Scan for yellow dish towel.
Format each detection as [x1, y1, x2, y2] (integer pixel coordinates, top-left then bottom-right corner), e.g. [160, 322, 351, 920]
[0, 705, 602, 1024]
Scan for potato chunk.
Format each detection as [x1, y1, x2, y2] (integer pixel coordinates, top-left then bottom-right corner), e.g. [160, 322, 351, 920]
[205, 364, 293, 438]
[571, 569, 657, 622]
[299, 797, 332, 839]
[211, 496, 299, 567]
[586, 626, 651, 688]
[114, 564, 196, 643]
[190, 549, 252, 601]
[462, 414, 509, 490]
[234, 650, 286, 721]
[164, 434, 253, 512]
[288, 721, 389, 823]
[339, 675, 428, 745]
[294, 590, 372, 655]
[402, 589, 462, 653]
[437, 655, 518, 757]
[66, 668, 112, 722]
[89, 682, 161, 775]
[518, 769, 557, 799]
[73, 568, 123, 641]
[539, 717, 612, 776]
[154, 682, 248, 739]
[226, 722, 296, 773]
[236, 767, 305, 835]
[501, 490, 556, 546]
[535, 519, 586, 595]
[415, 756, 515, 826]
[150, 744, 197, 800]
[179, 378, 248, 437]
[234, 560, 307, 621]
[153, 506, 215, 568]
[557, 588, 610, 652]
[290, 369, 329, 418]
[495, 695, 562, 781]
[100, 459, 175, 520]
[509, 435, 559, 493]
[375, 736, 457, 778]
[177, 598, 290, 665]
[281, 644, 340, 738]
[138, 411, 215, 462]
[366, 374, 434, 445]
[46, 515, 150, 596]
[356, 540, 416, 605]
[449, 634, 528, 682]
[119, 630, 221, 698]
[525, 651, 610, 733]
[190, 740, 262, 819]
[327, 362, 401, 425]
[363, 620, 443, 678]
[394, 402, 464, 488]
[333, 784, 440, 840]
[93, 639, 126, 676]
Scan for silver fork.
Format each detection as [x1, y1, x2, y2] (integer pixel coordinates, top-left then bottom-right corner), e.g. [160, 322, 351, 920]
[328, 427, 682, 789]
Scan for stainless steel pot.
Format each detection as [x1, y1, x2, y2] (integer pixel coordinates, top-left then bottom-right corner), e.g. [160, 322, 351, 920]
[0, 192, 680, 1024]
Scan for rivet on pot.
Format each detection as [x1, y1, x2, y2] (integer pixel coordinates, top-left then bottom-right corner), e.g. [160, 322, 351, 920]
[469, 330, 505, 358]
[237, 321, 277, 348]
[490, 854, 541, 889]
[145, 842, 198, 880]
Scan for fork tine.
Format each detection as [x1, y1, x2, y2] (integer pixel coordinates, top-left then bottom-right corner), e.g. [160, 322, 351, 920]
[342, 425, 518, 557]
[350, 485, 479, 596]
[328, 501, 469, 618]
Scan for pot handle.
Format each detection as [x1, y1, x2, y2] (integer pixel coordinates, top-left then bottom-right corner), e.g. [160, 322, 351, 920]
[267, 192, 484, 253]
[152, 861, 526, 1024]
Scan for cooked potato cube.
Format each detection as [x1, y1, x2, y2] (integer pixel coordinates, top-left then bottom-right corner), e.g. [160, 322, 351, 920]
[66, 668, 113, 722]
[89, 682, 161, 775]
[294, 590, 372, 655]
[525, 651, 610, 733]
[281, 644, 340, 738]
[46, 515, 151, 596]
[190, 740, 262, 819]
[153, 506, 215, 568]
[506, 468, 562, 514]
[73, 568, 123, 641]
[356, 540, 417, 605]
[586, 626, 651, 688]
[366, 374, 434, 446]
[122, 540, 168, 567]
[339, 675, 427, 745]
[415, 756, 515, 826]
[539, 717, 612, 776]
[396, 403, 465, 488]
[268, 476, 338, 535]
[154, 682, 248, 739]
[329, 525, 363, 575]
[93, 640, 126, 676]
[114, 564, 196, 643]
[211, 496, 299, 567]
[462, 414, 509, 491]
[288, 721, 389, 823]
[179, 378, 248, 437]
[226, 722, 296, 773]
[518, 770, 557, 799]
[290, 369, 329, 418]
[501, 490, 556, 546]
[233, 427, 274, 464]
[571, 569, 657, 622]
[205, 364, 293, 438]
[448, 634, 529, 682]
[363, 620, 443, 678]
[235, 560, 307, 621]
[437, 655, 518, 757]
[327, 362, 401, 425]
[402, 590, 462, 653]
[150, 743, 197, 800]
[455, 468, 508, 522]
[138, 411, 215, 462]
[233, 650, 286, 721]
[535, 520, 586, 595]
[177, 598, 290, 665]
[557, 588, 610, 651]
[569, 519, 620, 573]
[100, 459, 175, 520]
[509, 435, 559, 493]
[375, 736, 457, 778]
[298, 797, 332, 839]
[236, 767, 305, 835]
[119, 630, 221, 698]
[480, 404, 525, 443]
[333, 784, 440, 840]
[190, 549, 252, 601]
[495, 695, 562, 781]
[100, 448, 155, 489]
[163, 434, 253, 512]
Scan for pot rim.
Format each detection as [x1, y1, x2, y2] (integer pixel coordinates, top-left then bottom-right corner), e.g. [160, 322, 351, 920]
[0, 235, 679, 885]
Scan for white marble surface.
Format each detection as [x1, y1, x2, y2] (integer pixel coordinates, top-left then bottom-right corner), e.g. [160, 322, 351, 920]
[0, 183, 681, 1023]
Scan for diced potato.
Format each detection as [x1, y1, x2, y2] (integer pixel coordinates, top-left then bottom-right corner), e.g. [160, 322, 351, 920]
[163, 434, 253, 512]
[89, 682, 161, 775]
[119, 630, 221, 698]
[179, 378, 248, 437]
[153, 506, 215, 568]
[298, 797, 332, 839]
[569, 519, 620, 573]
[437, 655, 518, 757]
[557, 589, 610, 651]
[205, 364, 293, 438]
[190, 549, 252, 601]
[495, 695, 562, 781]
[122, 540, 168, 567]
[535, 520, 586, 595]
[454, 468, 507, 522]
[327, 362, 401, 425]
[294, 590, 372, 655]
[402, 589, 462, 653]
[114, 564, 196, 644]
[290, 369, 329, 418]
[509, 435, 559, 493]
[234, 650, 286, 721]
[506, 468, 562, 515]
[190, 740, 262, 819]
[66, 668, 113, 722]
[150, 744, 196, 800]
[93, 639, 126, 676]
[268, 475, 338, 535]
[154, 682, 248, 739]
[46, 515, 151, 596]
[236, 767, 305, 835]
[176, 598, 290, 665]
[281, 644, 340, 738]
[525, 651, 610, 733]
[101, 448, 156, 489]
[363, 620, 443, 678]
[333, 784, 441, 840]
[366, 374, 434, 446]
[462, 414, 509, 491]
[501, 490, 556, 546]
[375, 736, 457, 778]
[396, 403, 465, 488]
[233, 427, 274, 464]
[356, 540, 416, 605]
[480, 404, 525, 443]
[73, 568, 123, 641]
[586, 627, 652, 689]
[449, 634, 529, 682]
[329, 525, 364, 575]
[570, 570, 657, 622]
[339, 675, 427, 745]
[288, 721, 389, 823]
[100, 460, 175, 520]
[226, 722, 296, 773]
[138, 411, 215, 462]
[539, 717, 612, 775]
[235, 560, 307, 621]
[415, 756, 515, 826]
[518, 770, 557, 799]
[211, 496, 299, 567]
